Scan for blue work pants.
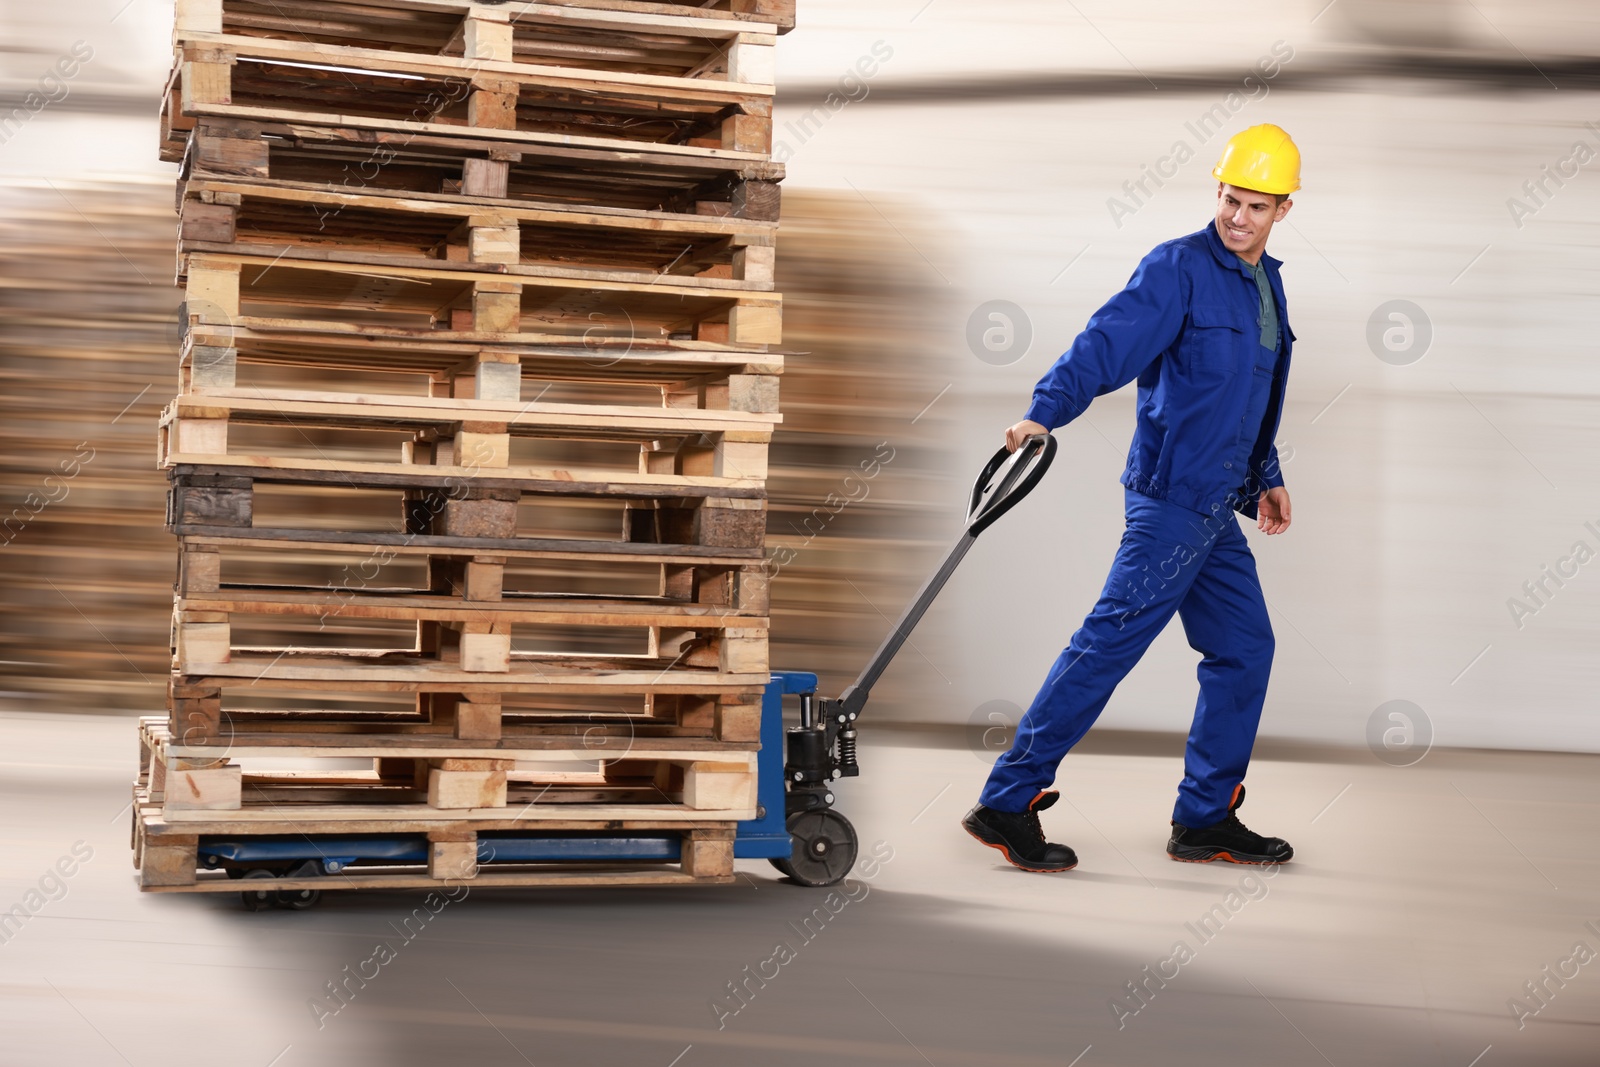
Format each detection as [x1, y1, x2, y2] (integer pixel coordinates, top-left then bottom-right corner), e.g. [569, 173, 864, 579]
[980, 488, 1275, 827]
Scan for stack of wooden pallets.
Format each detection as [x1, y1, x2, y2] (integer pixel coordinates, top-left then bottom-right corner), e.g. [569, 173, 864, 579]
[133, 0, 795, 895]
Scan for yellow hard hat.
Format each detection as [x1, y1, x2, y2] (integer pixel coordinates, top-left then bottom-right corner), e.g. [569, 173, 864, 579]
[1212, 124, 1301, 195]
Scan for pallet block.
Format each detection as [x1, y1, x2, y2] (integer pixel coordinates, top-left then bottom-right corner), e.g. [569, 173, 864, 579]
[428, 835, 478, 880]
[427, 764, 508, 809]
[141, 734, 242, 810]
[139, 837, 201, 888]
[681, 828, 735, 878]
[164, 764, 243, 810]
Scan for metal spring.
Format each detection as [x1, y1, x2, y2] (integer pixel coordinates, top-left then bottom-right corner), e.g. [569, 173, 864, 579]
[838, 728, 858, 771]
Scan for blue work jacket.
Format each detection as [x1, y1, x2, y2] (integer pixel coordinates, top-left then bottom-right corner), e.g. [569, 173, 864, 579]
[1025, 221, 1293, 521]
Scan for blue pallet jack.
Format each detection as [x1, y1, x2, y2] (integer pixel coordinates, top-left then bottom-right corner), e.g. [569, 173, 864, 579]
[202, 437, 1055, 909]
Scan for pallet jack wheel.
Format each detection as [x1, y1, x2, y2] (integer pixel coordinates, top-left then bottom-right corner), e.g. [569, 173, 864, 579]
[239, 869, 276, 911]
[274, 860, 322, 910]
[773, 810, 858, 887]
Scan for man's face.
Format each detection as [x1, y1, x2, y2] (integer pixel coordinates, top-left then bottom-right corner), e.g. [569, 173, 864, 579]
[1214, 183, 1291, 262]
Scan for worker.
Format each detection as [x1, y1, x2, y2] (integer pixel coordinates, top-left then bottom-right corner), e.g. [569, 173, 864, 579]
[962, 124, 1302, 872]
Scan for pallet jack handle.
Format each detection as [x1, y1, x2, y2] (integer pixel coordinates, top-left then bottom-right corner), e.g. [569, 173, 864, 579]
[782, 434, 1055, 815]
[829, 432, 1057, 721]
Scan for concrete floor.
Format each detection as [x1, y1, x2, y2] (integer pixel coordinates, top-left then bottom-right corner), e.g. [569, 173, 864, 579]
[1, 711, 1596, 1067]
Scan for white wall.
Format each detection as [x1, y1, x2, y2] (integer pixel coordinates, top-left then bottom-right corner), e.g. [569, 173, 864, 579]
[4, 0, 1597, 752]
[774, 1, 1600, 753]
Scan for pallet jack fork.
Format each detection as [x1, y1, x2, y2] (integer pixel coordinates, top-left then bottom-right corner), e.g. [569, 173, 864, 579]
[198, 436, 1055, 905]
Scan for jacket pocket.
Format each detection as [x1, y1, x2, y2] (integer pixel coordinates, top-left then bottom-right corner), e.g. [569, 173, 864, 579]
[1181, 304, 1246, 375]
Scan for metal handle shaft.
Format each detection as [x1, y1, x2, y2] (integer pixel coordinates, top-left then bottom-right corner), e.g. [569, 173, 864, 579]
[832, 433, 1056, 717]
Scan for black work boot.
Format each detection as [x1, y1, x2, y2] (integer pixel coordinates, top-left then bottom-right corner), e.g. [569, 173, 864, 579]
[962, 790, 1078, 872]
[1167, 784, 1293, 865]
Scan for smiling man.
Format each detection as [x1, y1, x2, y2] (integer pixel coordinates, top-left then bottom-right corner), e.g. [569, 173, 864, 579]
[962, 124, 1302, 873]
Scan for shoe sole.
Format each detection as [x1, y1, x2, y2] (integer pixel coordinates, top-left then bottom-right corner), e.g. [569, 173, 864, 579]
[962, 821, 1076, 873]
[1166, 844, 1292, 865]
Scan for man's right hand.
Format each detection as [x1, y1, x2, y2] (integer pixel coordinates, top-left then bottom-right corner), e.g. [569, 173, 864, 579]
[1005, 419, 1048, 452]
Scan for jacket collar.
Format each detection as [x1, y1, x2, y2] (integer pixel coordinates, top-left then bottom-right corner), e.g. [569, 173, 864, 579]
[1198, 218, 1282, 276]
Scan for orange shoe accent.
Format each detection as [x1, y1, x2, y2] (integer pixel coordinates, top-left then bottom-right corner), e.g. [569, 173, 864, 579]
[963, 825, 1077, 874]
[1229, 783, 1243, 809]
[1167, 849, 1282, 866]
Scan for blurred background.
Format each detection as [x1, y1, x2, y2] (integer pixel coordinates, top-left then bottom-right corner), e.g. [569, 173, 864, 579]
[5, 0, 1599, 756]
[3, 4, 1599, 1067]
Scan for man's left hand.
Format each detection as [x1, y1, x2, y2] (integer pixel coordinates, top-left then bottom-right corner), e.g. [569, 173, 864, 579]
[1258, 487, 1291, 535]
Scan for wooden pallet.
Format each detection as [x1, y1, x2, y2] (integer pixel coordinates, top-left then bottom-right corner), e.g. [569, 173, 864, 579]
[170, 571, 767, 672]
[166, 463, 769, 559]
[139, 863, 736, 892]
[181, 0, 793, 61]
[174, 18, 778, 88]
[181, 321, 783, 387]
[134, 815, 739, 890]
[130, 0, 798, 896]
[192, 0, 793, 69]
[177, 116, 782, 219]
[177, 246, 783, 342]
[156, 388, 775, 486]
[169, 683, 767, 746]
[160, 43, 774, 166]
[181, 251, 781, 344]
[162, 0, 782, 152]
[173, 644, 766, 686]
[171, 530, 769, 596]
[170, 531, 769, 608]
[176, 321, 785, 443]
[179, 179, 777, 285]
[133, 800, 746, 840]
[138, 715, 756, 812]
[165, 27, 776, 134]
